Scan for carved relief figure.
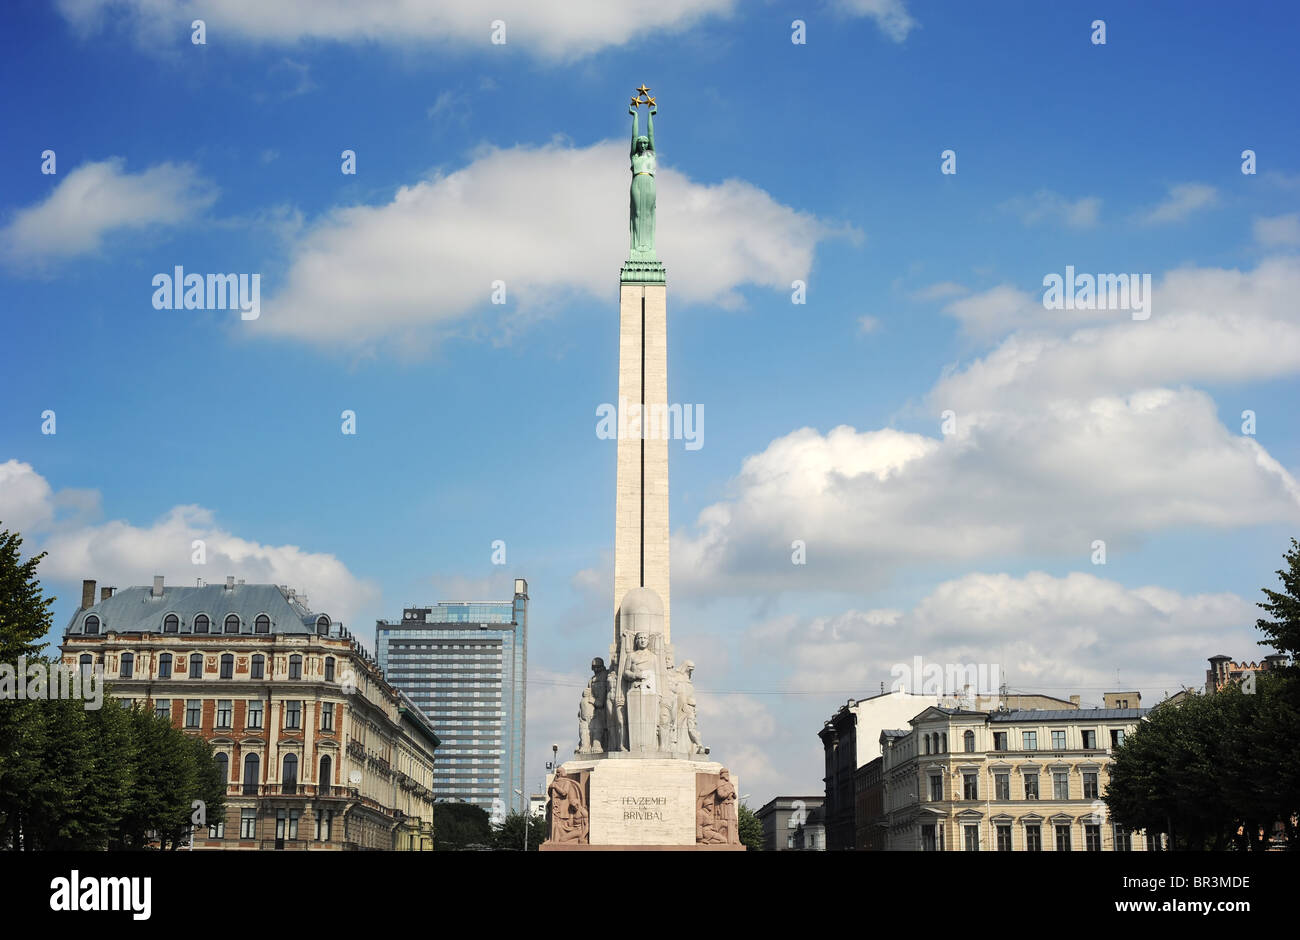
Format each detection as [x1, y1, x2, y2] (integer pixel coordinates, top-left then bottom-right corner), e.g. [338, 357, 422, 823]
[547, 769, 589, 844]
[678, 660, 705, 754]
[621, 632, 657, 693]
[658, 648, 680, 750]
[581, 657, 609, 752]
[696, 769, 738, 845]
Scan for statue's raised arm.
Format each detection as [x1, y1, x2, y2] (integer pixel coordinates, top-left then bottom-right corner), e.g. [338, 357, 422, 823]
[629, 104, 639, 157]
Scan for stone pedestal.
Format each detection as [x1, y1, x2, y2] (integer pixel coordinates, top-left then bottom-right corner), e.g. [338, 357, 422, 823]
[540, 757, 744, 850]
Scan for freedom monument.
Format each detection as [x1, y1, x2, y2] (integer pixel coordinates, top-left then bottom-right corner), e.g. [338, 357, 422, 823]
[542, 88, 743, 850]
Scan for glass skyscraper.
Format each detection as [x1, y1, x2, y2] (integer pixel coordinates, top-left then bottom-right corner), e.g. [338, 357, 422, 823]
[376, 579, 528, 814]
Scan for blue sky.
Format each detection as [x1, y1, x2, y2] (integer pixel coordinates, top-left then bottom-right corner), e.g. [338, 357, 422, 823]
[1, 0, 1298, 799]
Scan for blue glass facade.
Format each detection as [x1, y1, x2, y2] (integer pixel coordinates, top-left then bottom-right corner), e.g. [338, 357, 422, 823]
[376, 580, 528, 814]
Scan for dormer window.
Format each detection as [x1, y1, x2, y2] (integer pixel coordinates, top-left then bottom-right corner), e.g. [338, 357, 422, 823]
[194, 614, 210, 634]
[84, 615, 100, 635]
[316, 615, 330, 636]
[163, 614, 179, 633]
[255, 615, 270, 634]
[224, 615, 240, 634]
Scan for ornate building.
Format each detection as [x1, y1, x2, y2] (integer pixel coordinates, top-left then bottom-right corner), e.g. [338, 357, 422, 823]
[60, 577, 438, 851]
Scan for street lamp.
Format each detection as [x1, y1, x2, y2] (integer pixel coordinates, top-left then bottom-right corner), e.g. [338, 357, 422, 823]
[513, 788, 527, 851]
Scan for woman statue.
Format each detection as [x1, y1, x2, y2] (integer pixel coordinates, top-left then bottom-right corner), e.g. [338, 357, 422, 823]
[628, 101, 657, 257]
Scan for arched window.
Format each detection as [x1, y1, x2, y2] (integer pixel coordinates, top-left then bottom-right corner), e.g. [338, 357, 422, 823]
[79, 654, 93, 678]
[158, 653, 172, 679]
[243, 754, 260, 796]
[194, 614, 209, 634]
[941, 733, 948, 753]
[163, 613, 179, 633]
[214, 752, 230, 786]
[289, 655, 302, 680]
[319, 755, 332, 795]
[316, 615, 330, 636]
[189, 653, 204, 679]
[324, 657, 335, 682]
[224, 614, 240, 634]
[119, 652, 134, 678]
[282, 754, 298, 795]
[250, 654, 265, 680]
[220, 654, 234, 679]
[923, 734, 930, 755]
[964, 730, 976, 753]
[84, 615, 100, 635]
[254, 614, 270, 634]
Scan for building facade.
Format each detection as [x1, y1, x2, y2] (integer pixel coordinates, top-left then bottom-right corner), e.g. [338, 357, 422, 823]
[376, 579, 528, 813]
[876, 704, 1153, 851]
[60, 577, 438, 851]
[755, 795, 826, 852]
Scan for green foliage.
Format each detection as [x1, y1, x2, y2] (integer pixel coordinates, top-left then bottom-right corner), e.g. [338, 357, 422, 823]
[433, 800, 493, 850]
[738, 803, 763, 851]
[0, 526, 54, 664]
[1257, 537, 1300, 662]
[491, 809, 546, 850]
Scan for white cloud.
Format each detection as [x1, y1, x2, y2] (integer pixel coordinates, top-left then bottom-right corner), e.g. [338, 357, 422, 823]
[1000, 190, 1101, 228]
[56, 0, 740, 60]
[833, 0, 918, 41]
[1138, 182, 1217, 225]
[0, 460, 378, 628]
[251, 140, 842, 352]
[857, 315, 881, 334]
[1254, 213, 1300, 246]
[0, 158, 216, 268]
[911, 281, 968, 301]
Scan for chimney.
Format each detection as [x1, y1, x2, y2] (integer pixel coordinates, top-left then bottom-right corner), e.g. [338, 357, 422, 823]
[152, 575, 164, 597]
[1069, 695, 1081, 706]
[100, 587, 114, 601]
[225, 575, 235, 590]
[81, 580, 96, 609]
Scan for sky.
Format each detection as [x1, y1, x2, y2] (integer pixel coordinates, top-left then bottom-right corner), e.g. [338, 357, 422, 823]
[1, 0, 1298, 803]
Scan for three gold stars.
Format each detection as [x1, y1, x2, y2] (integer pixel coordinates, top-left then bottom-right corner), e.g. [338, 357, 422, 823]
[630, 85, 657, 109]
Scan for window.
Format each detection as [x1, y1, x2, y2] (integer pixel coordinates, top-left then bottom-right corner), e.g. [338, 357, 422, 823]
[322, 703, 334, 732]
[289, 655, 302, 680]
[282, 754, 298, 795]
[315, 810, 333, 841]
[325, 657, 335, 682]
[1081, 729, 1097, 749]
[1024, 773, 1039, 800]
[319, 755, 332, 796]
[1055, 824, 1072, 851]
[963, 773, 978, 800]
[1111, 729, 1125, 748]
[285, 700, 302, 729]
[243, 754, 260, 796]
[995, 772, 1010, 800]
[79, 654, 93, 678]
[993, 731, 1008, 751]
[254, 614, 270, 634]
[1051, 730, 1067, 750]
[216, 699, 232, 728]
[1085, 824, 1101, 851]
[964, 825, 979, 851]
[275, 809, 300, 841]
[963, 730, 975, 753]
[154, 699, 171, 721]
[120, 652, 134, 678]
[251, 654, 264, 680]
[158, 653, 172, 679]
[1053, 771, 1069, 800]
[1114, 825, 1131, 851]
[1083, 771, 1099, 800]
[214, 752, 229, 786]
[163, 614, 179, 633]
[1023, 731, 1037, 750]
[929, 775, 943, 801]
[224, 614, 240, 634]
[921, 825, 937, 851]
[185, 699, 201, 728]
[194, 614, 209, 634]
[940, 733, 947, 753]
[1026, 824, 1042, 852]
[317, 615, 330, 636]
[220, 654, 234, 679]
[84, 615, 100, 635]
[997, 824, 1012, 851]
[189, 653, 203, 678]
[208, 816, 225, 839]
[240, 808, 256, 839]
[247, 699, 263, 729]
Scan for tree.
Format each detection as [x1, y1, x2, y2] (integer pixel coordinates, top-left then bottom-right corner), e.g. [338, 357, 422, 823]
[491, 809, 546, 850]
[738, 803, 763, 851]
[0, 526, 54, 664]
[187, 733, 227, 844]
[433, 800, 492, 850]
[1257, 537, 1300, 663]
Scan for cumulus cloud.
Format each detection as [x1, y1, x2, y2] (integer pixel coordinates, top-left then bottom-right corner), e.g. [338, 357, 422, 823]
[1000, 189, 1101, 228]
[251, 140, 842, 351]
[0, 158, 216, 268]
[1254, 212, 1300, 246]
[833, 0, 918, 42]
[1137, 182, 1218, 225]
[0, 460, 378, 628]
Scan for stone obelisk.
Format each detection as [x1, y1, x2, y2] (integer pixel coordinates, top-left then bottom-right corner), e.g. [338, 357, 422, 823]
[614, 88, 671, 643]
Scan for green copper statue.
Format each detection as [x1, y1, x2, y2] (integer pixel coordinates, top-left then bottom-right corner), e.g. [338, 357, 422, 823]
[628, 86, 657, 260]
